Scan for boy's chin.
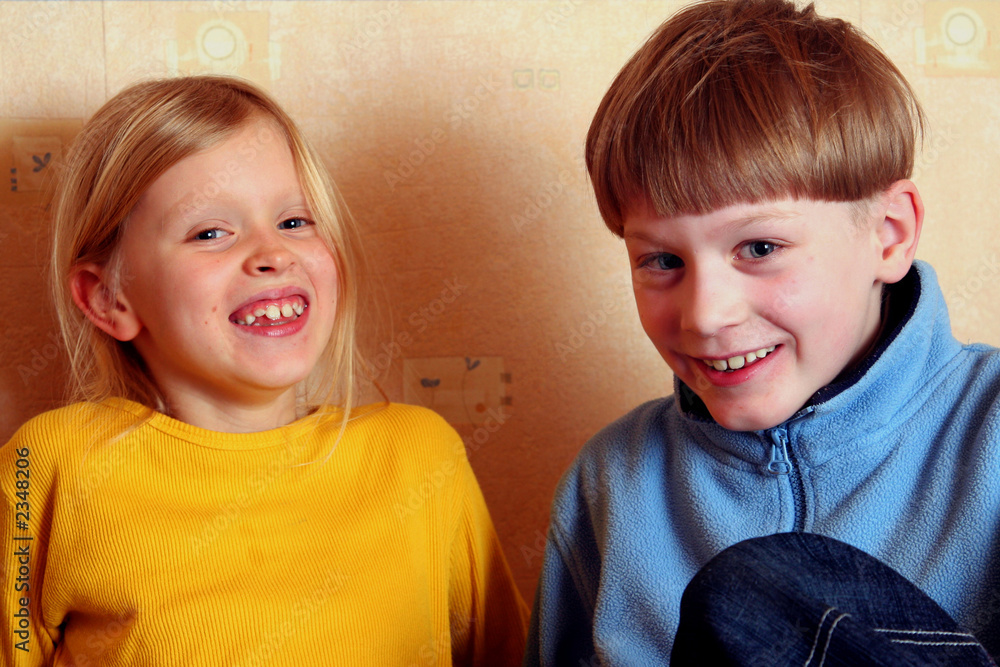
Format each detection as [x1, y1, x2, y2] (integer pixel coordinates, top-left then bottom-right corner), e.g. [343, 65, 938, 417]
[704, 403, 799, 433]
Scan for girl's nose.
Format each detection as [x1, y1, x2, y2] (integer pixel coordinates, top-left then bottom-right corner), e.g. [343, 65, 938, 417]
[244, 235, 293, 275]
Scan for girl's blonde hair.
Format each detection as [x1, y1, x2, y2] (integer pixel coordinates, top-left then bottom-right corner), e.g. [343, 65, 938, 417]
[51, 75, 363, 420]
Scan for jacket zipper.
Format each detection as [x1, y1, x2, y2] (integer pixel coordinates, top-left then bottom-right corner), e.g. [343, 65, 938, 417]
[765, 426, 806, 531]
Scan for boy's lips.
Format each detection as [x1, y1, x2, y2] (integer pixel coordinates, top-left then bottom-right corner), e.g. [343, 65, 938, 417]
[698, 345, 778, 372]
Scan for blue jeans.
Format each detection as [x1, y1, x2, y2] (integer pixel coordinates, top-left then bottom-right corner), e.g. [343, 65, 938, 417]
[671, 533, 996, 666]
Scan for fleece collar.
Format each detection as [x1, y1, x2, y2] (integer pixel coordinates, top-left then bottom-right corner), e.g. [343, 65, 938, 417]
[675, 261, 964, 468]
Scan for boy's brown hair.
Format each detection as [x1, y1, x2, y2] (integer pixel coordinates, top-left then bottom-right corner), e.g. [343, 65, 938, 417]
[586, 0, 924, 235]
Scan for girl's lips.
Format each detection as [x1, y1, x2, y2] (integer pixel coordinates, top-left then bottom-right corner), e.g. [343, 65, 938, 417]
[234, 305, 309, 338]
[230, 295, 307, 325]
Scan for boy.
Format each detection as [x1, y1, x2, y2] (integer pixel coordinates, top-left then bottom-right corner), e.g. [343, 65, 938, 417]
[526, 0, 1000, 664]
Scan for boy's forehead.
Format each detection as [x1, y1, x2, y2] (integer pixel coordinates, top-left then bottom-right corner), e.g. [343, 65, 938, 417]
[624, 199, 797, 228]
[622, 197, 869, 239]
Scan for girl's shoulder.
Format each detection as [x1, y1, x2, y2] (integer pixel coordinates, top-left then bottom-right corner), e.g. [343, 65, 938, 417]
[0, 401, 141, 487]
[4, 400, 134, 448]
[347, 402, 461, 445]
[343, 401, 467, 463]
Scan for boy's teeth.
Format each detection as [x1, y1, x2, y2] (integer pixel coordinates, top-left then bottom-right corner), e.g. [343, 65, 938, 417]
[703, 346, 776, 372]
[265, 304, 281, 320]
[245, 314, 256, 325]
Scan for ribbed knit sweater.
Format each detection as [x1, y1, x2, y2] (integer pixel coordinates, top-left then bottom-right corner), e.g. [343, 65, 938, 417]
[1, 399, 527, 666]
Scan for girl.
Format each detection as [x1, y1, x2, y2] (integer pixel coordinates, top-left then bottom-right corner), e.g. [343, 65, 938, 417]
[1, 76, 527, 666]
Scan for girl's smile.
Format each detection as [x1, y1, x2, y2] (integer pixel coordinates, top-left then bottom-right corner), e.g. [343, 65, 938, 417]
[230, 292, 309, 334]
[106, 118, 339, 430]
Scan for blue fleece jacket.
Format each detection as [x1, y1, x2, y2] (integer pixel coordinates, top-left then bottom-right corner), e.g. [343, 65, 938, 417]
[525, 261, 1000, 665]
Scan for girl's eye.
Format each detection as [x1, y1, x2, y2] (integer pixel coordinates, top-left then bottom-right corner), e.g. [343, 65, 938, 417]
[278, 217, 311, 230]
[738, 241, 778, 260]
[646, 253, 683, 271]
[194, 228, 230, 241]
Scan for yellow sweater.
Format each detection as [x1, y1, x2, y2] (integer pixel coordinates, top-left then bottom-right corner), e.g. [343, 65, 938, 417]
[1, 399, 528, 666]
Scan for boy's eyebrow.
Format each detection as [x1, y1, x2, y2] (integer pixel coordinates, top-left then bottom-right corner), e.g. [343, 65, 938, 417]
[720, 207, 799, 234]
[624, 207, 799, 244]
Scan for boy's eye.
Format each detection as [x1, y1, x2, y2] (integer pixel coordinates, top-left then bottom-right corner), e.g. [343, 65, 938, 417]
[194, 228, 230, 241]
[278, 217, 311, 230]
[738, 241, 778, 260]
[649, 253, 683, 270]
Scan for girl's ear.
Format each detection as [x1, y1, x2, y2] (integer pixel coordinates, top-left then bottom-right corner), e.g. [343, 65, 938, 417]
[69, 263, 142, 342]
[874, 179, 924, 285]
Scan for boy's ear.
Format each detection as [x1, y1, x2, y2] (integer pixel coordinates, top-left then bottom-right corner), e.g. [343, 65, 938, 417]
[874, 179, 924, 285]
[69, 263, 142, 342]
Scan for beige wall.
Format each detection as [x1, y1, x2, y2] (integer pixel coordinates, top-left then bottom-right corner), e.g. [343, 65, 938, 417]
[2, 0, 999, 601]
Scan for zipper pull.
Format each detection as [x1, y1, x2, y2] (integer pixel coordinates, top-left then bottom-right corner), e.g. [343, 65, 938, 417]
[767, 429, 792, 475]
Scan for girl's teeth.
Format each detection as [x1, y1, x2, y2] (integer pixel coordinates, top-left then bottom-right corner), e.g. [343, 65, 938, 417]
[703, 346, 776, 372]
[234, 297, 307, 325]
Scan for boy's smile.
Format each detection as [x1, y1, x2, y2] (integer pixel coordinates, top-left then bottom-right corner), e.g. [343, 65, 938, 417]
[624, 197, 899, 432]
[110, 118, 338, 430]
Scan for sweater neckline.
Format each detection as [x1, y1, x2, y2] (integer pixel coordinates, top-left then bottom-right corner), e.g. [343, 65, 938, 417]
[100, 397, 348, 451]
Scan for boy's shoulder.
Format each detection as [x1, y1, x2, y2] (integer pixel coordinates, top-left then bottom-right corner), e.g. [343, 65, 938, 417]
[559, 396, 681, 488]
[585, 396, 678, 451]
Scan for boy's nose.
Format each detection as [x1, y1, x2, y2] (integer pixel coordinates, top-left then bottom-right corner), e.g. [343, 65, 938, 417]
[679, 271, 747, 336]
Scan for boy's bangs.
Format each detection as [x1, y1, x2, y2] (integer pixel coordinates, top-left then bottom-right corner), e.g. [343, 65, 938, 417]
[587, 0, 922, 234]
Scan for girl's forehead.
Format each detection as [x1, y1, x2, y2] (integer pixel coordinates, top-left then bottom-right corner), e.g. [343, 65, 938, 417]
[132, 120, 304, 226]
